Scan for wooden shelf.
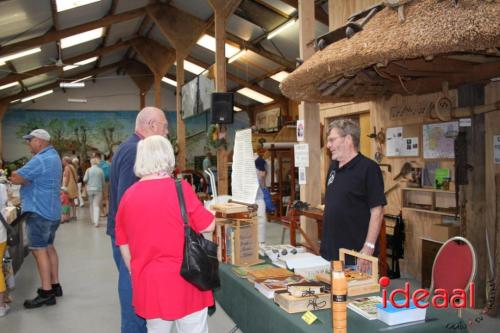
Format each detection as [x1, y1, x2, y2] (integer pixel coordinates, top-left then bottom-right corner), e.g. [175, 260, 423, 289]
[402, 187, 458, 218]
[402, 188, 455, 194]
[403, 207, 458, 217]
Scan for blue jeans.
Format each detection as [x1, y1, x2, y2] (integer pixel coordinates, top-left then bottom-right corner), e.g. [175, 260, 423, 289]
[111, 236, 146, 333]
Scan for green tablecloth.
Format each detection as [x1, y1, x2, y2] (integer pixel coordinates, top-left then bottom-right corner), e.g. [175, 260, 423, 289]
[214, 263, 467, 333]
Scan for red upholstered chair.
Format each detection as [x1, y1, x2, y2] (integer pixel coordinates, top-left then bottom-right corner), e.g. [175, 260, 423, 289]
[430, 236, 477, 317]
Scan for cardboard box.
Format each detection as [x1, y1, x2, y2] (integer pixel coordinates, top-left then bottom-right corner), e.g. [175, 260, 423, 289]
[430, 224, 460, 242]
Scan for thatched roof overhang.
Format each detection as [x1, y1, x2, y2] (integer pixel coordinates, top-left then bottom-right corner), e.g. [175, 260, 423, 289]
[280, 0, 500, 103]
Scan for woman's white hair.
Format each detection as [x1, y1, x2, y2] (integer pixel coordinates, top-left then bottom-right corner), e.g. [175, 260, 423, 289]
[90, 157, 100, 165]
[134, 135, 175, 178]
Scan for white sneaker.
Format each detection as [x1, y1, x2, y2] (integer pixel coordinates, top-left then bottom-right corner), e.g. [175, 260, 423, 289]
[0, 304, 10, 317]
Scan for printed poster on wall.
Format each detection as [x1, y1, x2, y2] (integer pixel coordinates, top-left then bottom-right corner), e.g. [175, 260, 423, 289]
[294, 143, 309, 168]
[494, 135, 500, 164]
[423, 121, 458, 159]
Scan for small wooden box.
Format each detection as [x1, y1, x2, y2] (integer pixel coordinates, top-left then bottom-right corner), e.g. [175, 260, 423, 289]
[316, 249, 380, 296]
[213, 218, 261, 267]
[274, 291, 331, 313]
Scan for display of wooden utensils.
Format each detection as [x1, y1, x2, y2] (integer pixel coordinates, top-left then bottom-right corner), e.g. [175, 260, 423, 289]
[331, 261, 347, 333]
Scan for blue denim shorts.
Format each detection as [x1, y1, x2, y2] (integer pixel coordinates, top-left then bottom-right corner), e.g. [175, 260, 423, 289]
[26, 213, 60, 249]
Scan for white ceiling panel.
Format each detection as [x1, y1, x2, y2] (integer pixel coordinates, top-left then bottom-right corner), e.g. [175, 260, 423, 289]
[61, 39, 103, 58]
[106, 16, 143, 45]
[0, 0, 52, 44]
[226, 14, 264, 42]
[264, 0, 296, 15]
[115, 0, 149, 13]
[23, 73, 56, 88]
[57, 0, 110, 29]
[99, 50, 127, 67]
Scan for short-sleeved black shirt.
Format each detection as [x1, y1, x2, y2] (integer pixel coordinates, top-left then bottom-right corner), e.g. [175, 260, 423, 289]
[320, 153, 387, 261]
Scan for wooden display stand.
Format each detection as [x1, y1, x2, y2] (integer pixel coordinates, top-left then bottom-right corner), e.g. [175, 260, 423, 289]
[213, 218, 261, 267]
[316, 249, 380, 296]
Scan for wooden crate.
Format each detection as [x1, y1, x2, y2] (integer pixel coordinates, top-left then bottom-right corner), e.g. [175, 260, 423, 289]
[213, 218, 261, 267]
[316, 249, 380, 296]
[274, 291, 331, 313]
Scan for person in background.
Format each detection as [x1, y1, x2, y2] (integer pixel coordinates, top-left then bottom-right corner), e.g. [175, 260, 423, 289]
[116, 135, 215, 333]
[255, 151, 268, 244]
[108, 107, 168, 333]
[321, 119, 386, 270]
[62, 156, 78, 220]
[60, 187, 71, 223]
[95, 152, 110, 218]
[72, 157, 85, 208]
[10, 129, 63, 308]
[0, 179, 9, 316]
[84, 157, 105, 228]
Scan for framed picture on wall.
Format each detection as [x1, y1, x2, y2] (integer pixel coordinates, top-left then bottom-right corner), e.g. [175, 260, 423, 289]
[255, 107, 280, 132]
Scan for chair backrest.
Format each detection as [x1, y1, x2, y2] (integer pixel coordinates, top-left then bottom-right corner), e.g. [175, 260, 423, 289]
[430, 236, 476, 297]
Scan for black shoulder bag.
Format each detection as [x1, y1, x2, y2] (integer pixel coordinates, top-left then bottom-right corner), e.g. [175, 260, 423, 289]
[0, 211, 20, 247]
[176, 180, 220, 291]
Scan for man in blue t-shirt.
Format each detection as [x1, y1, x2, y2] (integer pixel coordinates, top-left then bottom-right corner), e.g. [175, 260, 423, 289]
[10, 129, 63, 309]
[107, 107, 168, 333]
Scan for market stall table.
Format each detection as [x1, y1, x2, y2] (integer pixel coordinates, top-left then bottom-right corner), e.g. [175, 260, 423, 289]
[214, 262, 467, 333]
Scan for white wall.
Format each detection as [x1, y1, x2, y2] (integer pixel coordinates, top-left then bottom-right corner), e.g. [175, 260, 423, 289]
[16, 76, 176, 111]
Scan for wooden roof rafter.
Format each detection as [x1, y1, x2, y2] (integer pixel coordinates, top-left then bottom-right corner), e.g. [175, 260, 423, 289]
[2, 60, 128, 104]
[0, 6, 146, 57]
[94, 0, 120, 71]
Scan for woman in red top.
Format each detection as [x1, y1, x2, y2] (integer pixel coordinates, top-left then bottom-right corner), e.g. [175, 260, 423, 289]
[115, 135, 215, 333]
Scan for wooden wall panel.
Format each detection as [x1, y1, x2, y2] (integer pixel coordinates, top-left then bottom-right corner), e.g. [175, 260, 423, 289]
[318, 82, 499, 282]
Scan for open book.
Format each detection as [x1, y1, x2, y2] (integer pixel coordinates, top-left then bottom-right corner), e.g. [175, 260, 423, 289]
[347, 296, 382, 320]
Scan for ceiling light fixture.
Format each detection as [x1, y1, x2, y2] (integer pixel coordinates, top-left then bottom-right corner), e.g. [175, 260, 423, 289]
[0, 82, 20, 91]
[61, 28, 104, 48]
[270, 71, 290, 83]
[267, 18, 297, 40]
[56, 0, 101, 12]
[196, 34, 240, 58]
[176, 60, 206, 75]
[237, 87, 274, 104]
[162, 77, 177, 87]
[233, 106, 242, 112]
[68, 98, 88, 103]
[71, 75, 93, 84]
[21, 90, 54, 103]
[10, 99, 20, 104]
[63, 56, 98, 71]
[0, 47, 42, 65]
[60, 82, 85, 88]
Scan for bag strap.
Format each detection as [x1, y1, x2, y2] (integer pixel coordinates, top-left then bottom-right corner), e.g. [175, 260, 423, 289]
[0, 211, 15, 235]
[175, 179, 189, 227]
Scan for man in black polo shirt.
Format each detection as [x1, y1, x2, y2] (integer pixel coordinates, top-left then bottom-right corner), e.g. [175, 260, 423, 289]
[320, 119, 386, 266]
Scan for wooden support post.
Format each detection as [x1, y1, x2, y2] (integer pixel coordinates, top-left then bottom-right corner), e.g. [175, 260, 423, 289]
[154, 75, 161, 108]
[176, 56, 186, 170]
[207, 0, 240, 196]
[465, 114, 487, 308]
[298, 0, 321, 248]
[140, 91, 146, 109]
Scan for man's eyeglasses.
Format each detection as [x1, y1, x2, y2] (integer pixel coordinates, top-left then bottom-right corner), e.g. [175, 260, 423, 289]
[327, 135, 345, 145]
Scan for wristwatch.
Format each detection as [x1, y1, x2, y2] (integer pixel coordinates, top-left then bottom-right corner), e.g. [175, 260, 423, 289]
[364, 242, 375, 249]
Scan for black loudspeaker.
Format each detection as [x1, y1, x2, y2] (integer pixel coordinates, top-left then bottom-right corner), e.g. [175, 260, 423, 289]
[211, 92, 234, 124]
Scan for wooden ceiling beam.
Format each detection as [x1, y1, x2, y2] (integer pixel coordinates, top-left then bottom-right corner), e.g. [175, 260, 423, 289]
[220, 30, 295, 71]
[146, 3, 212, 59]
[125, 60, 154, 92]
[130, 37, 175, 76]
[387, 60, 500, 95]
[94, 0, 120, 69]
[0, 7, 145, 57]
[2, 60, 127, 104]
[185, 55, 283, 102]
[279, 0, 329, 26]
[0, 40, 130, 87]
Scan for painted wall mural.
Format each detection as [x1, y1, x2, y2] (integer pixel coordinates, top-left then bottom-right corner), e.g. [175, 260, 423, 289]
[2, 109, 250, 170]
